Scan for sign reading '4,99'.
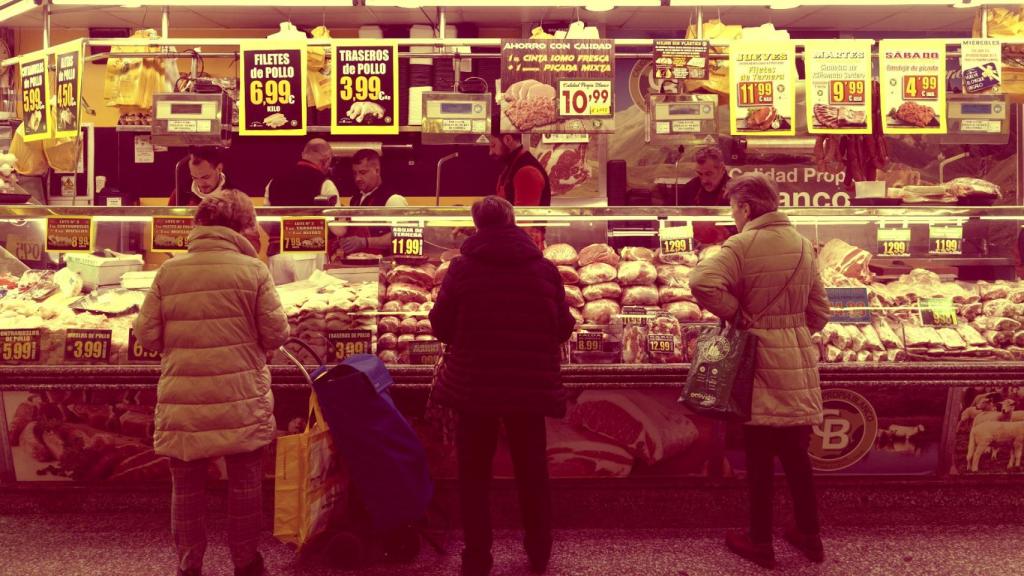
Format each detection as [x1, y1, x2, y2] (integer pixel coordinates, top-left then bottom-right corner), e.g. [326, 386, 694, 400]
[239, 42, 307, 136]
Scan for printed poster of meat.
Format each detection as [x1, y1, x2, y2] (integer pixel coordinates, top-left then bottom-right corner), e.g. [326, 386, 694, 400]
[880, 40, 947, 135]
[804, 41, 872, 135]
[534, 134, 595, 198]
[728, 41, 796, 137]
[500, 39, 615, 134]
[724, 386, 944, 476]
[949, 386, 1024, 475]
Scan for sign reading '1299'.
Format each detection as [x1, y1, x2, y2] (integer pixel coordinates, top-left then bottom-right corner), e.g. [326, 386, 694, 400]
[239, 43, 306, 136]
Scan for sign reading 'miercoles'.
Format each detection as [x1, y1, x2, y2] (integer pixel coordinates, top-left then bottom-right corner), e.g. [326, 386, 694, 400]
[500, 39, 614, 134]
[332, 41, 399, 135]
[880, 40, 946, 135]
[239, 42, 307, 136]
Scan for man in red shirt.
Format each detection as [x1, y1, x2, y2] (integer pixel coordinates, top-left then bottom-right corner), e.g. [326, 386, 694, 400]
[488, 133, 551, 247]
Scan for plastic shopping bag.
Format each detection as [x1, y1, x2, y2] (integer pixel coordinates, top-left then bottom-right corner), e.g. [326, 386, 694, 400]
[679, 319, 756, 422]
[273, 391, 348, 551]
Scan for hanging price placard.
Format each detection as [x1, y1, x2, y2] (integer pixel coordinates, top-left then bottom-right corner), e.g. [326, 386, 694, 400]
[45, 216, 92, 252]
[880, 40, 946, 135]
[151, 217, 194, 253]
[729, 41, 796, 136]
[660, 224, 695, 255]
[391, 226, 424, 258]
[20, 55, 50, 142]
[961, 39, 1001, 95]
[877, 227, 911, 258]
[0, 329, 42, 364]
[929, 226, 963, 256]
[328, 330, 373, 362]
[128, 328, 161, 362]
[920, 298, 957, 327]
[239, 42, 307, 136]
[282, 218, 327, 253]
[332, 41, 398, 135]
[653, 40, 709, 81]
[64, 329, 112, 363]
[805, 41, 873, 135]
[500, 39, 614, 134]
[54, 41, 84, 139]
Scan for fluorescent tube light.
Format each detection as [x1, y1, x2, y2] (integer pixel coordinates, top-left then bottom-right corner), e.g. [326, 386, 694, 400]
[0, 0, 36, 23]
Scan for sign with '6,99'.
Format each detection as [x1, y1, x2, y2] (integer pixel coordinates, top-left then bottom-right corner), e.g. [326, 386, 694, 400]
[239, 42, 307, 136]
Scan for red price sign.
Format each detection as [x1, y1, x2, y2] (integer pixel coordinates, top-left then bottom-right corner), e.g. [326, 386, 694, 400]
[558, 79, 612, 117]
[902, 75, 939, 100]
[830, 80, 866, 104]
[738, 81, 774, 107]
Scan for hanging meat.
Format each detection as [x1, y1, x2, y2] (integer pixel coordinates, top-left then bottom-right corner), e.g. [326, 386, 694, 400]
[813, 81, 890, 191]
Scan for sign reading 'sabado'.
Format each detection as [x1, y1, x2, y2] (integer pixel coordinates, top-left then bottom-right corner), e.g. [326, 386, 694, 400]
[500, 39, 614, 134]
[332, 41, 398, 135]
[804, 40, 873, 135]
[239, 42, 307, 136]
[20, 55, 50, 142]
[728, 41, 796, 136]
[54, 41, 84, 139]
[880, 39, 946, 135]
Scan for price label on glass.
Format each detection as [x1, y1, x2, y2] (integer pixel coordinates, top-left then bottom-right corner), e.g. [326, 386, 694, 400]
[46, 216, 92, 252]
[128, 328, 161, 362]
[660, 224, 695, 255]
[64, 329, 112, 363]
[410, 341, 443, 365]
[328, 330, 373, 362]
[558, 79, 612, 117]
[830, 80, 867, 104]
[151, 217, 194, 253]
[392, 226, 424, 258]
[902, 75, 940, 100]
[647, 334, 675, 355]
[877, 227, 911, 257]
[920, 297, 957, 327]
[621, 306, 650, 326]
[929, 226, 963, 255]
[576, 332, 603, 353]
[737, 81, 774, 106]
[825, 287, 871, 324]
[282, 218, 327, 253]
[0, 329, 42, 364]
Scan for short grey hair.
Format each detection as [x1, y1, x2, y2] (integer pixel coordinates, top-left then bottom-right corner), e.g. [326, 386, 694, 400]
[194, 188, 257, 233]
[725, 173, 780, 220]
[472, 195, 516, 229]
[694, 145, 725, 165]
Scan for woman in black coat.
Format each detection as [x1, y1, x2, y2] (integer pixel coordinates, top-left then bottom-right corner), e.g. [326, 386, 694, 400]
[429, 196, 575, 576]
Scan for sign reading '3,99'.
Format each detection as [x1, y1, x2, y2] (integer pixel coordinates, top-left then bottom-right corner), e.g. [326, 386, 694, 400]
[239, 42, 307, 136]
[332, 41, 399, 135]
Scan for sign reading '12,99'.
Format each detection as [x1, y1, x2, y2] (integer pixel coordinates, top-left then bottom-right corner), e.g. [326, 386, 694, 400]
[239, 43, 307, 136]
[332, 41, 399, 136]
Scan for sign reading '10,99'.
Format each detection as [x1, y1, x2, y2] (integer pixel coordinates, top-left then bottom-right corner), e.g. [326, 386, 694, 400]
[239, 42, 307, 136]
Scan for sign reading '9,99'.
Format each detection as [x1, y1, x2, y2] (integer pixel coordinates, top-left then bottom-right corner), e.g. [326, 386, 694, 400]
[239, 43, 306, 136]
[332, 41, 399, 135]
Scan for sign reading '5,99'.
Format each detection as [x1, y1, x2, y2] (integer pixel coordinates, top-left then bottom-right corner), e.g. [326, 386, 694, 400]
[239, 42, 307, 136]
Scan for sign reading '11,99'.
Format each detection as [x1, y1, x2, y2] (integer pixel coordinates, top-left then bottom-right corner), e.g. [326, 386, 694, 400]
[239, 42, 307, 136]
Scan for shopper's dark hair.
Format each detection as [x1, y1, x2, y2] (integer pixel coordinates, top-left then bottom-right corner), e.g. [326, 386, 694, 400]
[471, 195, 516, 229]
[352, 148, 381, 166]
[188, 146, 224, 167]
[725, 173, 780, 219]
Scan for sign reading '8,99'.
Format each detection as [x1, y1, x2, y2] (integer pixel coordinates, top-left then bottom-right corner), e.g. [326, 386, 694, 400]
[239, 42, 306, 136]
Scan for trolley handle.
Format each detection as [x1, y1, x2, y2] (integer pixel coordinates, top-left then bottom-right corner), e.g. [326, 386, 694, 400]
[278, 337, 326, 387]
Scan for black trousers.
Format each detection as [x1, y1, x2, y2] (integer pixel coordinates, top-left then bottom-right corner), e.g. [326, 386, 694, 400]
[744, 425, 820, 543]
[456, 412, 552, 560]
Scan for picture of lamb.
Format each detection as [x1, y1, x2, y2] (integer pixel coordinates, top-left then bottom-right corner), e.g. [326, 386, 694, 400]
[967, 420, 1024, 472]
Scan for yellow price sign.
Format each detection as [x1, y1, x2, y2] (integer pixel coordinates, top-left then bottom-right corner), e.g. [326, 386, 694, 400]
[392, 226, 424, 257]
[920, 298, 957, 327]
[929, 226, 963, 256]
[648, 334, 675, 355]
[830, 80, 866, 104]
[558, 80, 613, 117]
[0, 329, 41, 364]
[339, 75, 383, 102]
[576, 333, 603, 353]
[128, 328, 161, 362]
[328, 330, 372, 362]
[64, 330, 112, 363]
[903, 75, 940, 100]
[877, 228, 911, 258]
[22, 86, 44, 114]
[738, 81, 774, 107]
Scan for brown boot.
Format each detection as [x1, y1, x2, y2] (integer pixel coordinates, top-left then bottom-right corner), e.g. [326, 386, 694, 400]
[783, 526, 825, 563]
[725, 531, 776, 569]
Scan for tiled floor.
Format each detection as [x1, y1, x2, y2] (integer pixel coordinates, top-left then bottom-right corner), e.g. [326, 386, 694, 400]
[1, 512, 1022, 576]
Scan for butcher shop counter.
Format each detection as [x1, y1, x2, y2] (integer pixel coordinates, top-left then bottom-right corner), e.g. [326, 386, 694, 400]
[0, 362, 1019, 485]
